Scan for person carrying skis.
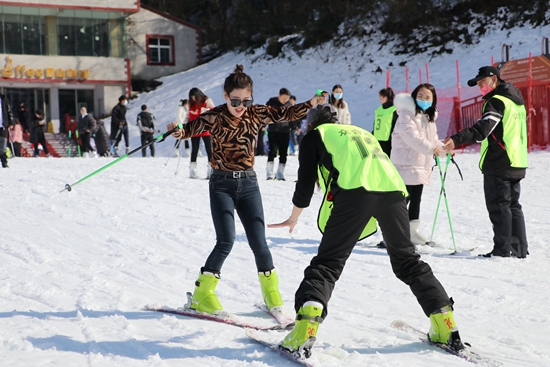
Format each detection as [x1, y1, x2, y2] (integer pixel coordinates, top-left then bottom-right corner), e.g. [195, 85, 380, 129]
[269, 103, 465, 358]
[166, 64, 327, 317]
[443, 66, 528, 258]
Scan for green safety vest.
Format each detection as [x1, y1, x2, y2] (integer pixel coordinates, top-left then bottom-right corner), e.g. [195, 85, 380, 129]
[479, 95, 528, 170]
[315, 124, 408, 240]
[373, 105, 396, 141]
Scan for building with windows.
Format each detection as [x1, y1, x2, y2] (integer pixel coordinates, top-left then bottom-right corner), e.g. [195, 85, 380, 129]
[0, 0, 201, 133]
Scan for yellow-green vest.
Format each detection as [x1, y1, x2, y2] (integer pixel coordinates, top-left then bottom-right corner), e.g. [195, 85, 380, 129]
[479, 95, 528, 170]
[315, 124, 408, 240]
[373, 105, 396, 141]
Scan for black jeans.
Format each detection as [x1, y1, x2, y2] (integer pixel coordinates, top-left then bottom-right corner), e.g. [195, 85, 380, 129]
[484, 174, 528, 257]
[33, 132, 50, 156]
[256, 129, 265, 156]
[294, 187, 451, 319]
[140, 132, 155, 157]
[406, 184, 424, 221]
[203, 173, 274, 273]
[80, 131, 95, 153]
[114, 124, 129, 148]
[190, 136, 212, 162]
[267, 131, 290, 164]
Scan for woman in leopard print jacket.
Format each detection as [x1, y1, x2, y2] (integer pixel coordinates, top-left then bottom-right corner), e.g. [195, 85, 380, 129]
[167, 64, 327, 316]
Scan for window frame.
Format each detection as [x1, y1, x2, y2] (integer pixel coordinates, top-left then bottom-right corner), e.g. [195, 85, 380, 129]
[146, 34, 175, 66]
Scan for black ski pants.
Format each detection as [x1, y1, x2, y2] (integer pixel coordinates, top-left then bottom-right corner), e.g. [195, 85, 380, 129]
[267, 131, 290, 164]
[294, 187, 451, 319]
[140, 132, 155, 157]
[406, 184, 424, 221]
[190, 136, 212, 162]
[80, 131, 95, 153]
[483, 174, 528, 258]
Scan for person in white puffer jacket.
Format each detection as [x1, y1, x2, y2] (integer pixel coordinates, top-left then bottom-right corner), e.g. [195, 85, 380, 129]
[391, 83, 446, 246]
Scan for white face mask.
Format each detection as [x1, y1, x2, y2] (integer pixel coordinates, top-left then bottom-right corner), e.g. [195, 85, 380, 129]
[123, 100, 128, 106]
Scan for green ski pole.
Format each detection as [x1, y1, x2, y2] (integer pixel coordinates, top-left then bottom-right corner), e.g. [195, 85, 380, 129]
[68, 130, 72, 157]
[430, 154, 449, 240]
[435, 153, 458, 253]
[60, 123, 183, 193]
[76, 130, 81, 157]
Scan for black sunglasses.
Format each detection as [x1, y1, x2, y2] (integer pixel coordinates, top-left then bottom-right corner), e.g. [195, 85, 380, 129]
[229, 97, 254, 108]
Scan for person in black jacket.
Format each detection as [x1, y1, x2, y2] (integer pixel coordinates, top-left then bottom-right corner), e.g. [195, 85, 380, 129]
[110, 95, 129, 157]
[269, 104, 465, 358]
[265, 88, 292, 180]
[137, 104, 156, 157]
[17, 101, 29, 132]
[30, 109, 50, 158]
[0, 94, 14, 167]
[444, 66, 528, 258]
[78, 106, 97, 158]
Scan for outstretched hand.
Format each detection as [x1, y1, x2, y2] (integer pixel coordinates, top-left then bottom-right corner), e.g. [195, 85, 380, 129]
[267, 219, 298, 233]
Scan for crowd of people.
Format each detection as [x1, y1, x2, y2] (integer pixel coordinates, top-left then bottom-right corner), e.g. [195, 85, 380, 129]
[164, 63, 528, 361]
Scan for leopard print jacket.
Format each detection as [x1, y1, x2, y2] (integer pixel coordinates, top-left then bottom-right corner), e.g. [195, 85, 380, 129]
[173, 101, 312, 171]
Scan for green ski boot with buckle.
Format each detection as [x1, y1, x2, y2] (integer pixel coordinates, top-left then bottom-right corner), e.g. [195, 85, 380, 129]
[185, 271, 223, 315]
[280, 301, 323, 358]
[258, 269, 284, 311]
[428, 305, 465, 351]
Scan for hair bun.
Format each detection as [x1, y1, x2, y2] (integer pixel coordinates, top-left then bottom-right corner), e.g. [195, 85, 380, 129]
[234, 64, 244, 73]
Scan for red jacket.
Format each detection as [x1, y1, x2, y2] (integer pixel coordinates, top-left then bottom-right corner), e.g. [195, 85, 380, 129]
[188, 98, 215, 137]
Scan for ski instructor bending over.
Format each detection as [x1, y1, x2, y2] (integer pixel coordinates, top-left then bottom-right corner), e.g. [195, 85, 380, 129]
[269, 104, 465, 358]
[166, 64, 326, 317]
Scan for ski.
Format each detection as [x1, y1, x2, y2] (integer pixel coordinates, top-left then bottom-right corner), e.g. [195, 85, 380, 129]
[245, 328, 320, 367]
[255, 302, 295, 328]
[391, 320, 502, 367]
[144, 304, 290, 331]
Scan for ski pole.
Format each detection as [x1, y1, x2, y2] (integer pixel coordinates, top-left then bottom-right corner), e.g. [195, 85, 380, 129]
[430, 155, 448, 241]
[60, 123, 183, 193]
[76, 130, 81, 157]
[10, 139, 15, 159]
[110, 125, 123, 156]
[163, 140, 180, 168]
[68, 130, 72, 157]
[433, 153, 458, 253]
[174, 139, 184, 175]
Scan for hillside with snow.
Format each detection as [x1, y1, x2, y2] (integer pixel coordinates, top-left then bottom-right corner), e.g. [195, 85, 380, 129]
[2, 21, 550, 367]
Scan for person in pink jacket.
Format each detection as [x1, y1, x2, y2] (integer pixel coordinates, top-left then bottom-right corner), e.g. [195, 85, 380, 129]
[8, 120, 23, 157]
[391, 84, 446, 246]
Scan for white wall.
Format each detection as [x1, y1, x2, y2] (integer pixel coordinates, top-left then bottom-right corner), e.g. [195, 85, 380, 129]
[103, 85, 126, 117]
[126, 8, 199, 81]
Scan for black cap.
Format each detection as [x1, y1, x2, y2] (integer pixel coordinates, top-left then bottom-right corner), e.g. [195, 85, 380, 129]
[306, 103, 338, 125]
[467, 66, 500, 87]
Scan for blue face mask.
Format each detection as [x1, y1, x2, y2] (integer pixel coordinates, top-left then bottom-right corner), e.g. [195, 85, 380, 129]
[416, 100, 432, 111]
[124, 100, 128, 106]
[333, 93, 343, 100]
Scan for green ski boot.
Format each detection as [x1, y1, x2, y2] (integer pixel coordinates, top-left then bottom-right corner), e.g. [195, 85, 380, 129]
[428, 305, 465, 351]
[185, 272, 223, 315]
[258, 269, 284, 311]
[280, 301, 323, 358]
